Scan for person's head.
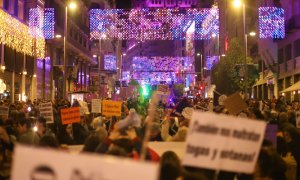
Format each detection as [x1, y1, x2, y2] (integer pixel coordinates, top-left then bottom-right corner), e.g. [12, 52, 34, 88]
[17, 118, 32, 134]
[66, 124, 73, 135]
[283, 126, 300, 143]
[160, 151, 182, 180]
[111, 138, 134, 154]
[150, 122, 161, 139]
[82, 134, 102, 153]
[37, 117, 47, 130]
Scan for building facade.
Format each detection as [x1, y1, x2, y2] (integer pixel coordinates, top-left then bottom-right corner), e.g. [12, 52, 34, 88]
[254, 0, 300, 101]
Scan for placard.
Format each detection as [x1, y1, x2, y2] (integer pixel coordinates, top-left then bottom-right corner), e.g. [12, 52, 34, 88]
[39, 102, 54, 123]
[157, 84, 169, 95]
[224, 92, 248, 115]
[60, 107, 81, 125]
[182, 112, 266, 174]
[92, 99, 102, 113]
[102, 100, 122, 117]
[0, 106, 9, 119]
[11, 145, 159, 180]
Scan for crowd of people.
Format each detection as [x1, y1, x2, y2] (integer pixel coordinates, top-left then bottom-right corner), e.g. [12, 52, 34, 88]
[0, 95, 300, 180]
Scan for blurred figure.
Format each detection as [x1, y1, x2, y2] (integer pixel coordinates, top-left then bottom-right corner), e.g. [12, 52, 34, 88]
[16, 118, 39, 145]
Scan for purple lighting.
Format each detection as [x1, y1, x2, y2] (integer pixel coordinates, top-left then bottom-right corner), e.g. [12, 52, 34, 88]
[259, 7, 285, 39]
[104, 55, 117, 71]
[206, 56, 219, 70]
[90, 8, 219, 40]
[29, 8, 55, 39]
[132, 56, 194, 85]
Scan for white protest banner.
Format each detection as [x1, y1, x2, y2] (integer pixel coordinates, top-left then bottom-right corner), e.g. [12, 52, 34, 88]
[39, 102, 54, 123]
[182, 112, 266, 174]
[91, 99, 101, 113]
[0, 105, 9, 119]
[11, 145, 159, 180]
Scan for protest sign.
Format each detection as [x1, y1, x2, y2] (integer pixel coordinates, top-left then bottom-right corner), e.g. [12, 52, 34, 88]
[61, 107, 80, 125]
[91, 99, 101, 113]
[0, 106, 9, 119]
[157, 84, 169, 95]
[78, 100, 89, 116]
[11, 145, 159, 180]
[224, 92, 248, 115]
[39, 102, 54, 123]
[182, 112, 266, 174]
[102, 100, 122, 117]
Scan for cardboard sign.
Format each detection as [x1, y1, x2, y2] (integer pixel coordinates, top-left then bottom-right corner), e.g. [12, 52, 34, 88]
[182, 112, 266, 174]
[224, 92, 248, 115]
[61, 107, 81, 125]
[11, 145, 159, 180]
[157, 84, 169, 95]
[91, 99, 102, 113]
[102, 100, 122, 117]
[39, 102, 54, 123]
[0, 106, 9, 119]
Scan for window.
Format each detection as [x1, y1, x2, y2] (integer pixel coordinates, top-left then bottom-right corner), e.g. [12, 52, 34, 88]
[285, 44, 292, 61]
[294, 39, 300, 58]
[17, 0, 24, 20]
[278, 48, 284, 64]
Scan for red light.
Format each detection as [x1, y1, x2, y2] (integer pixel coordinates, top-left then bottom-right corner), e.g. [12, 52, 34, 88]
[200, 86, 203, 90]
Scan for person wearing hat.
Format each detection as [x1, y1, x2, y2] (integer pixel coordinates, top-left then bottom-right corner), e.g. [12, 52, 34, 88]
[161, 107, 193, 141]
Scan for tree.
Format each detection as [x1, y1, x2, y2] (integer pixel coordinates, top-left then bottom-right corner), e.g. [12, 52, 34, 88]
[212, 38, 258, 95]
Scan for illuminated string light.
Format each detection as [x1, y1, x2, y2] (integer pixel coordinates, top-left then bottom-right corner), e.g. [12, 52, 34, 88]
[0, 9, 45, 58]
[259, 7, 285, 39]
[206, 56, 220, 70]
[90, 8, 219, 40]
[132, 56, 194, 85]
[104, 55, 117, 71]
[29, 8, 54, 39]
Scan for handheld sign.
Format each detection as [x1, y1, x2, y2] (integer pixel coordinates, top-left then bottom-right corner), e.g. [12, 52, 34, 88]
[39, 102, 54, 123]
[102, 100, 122, 117]
[91, 99, 102, 113]
[11, 145, 159, 180]
[224, 92, 248, 115]
[61, 107, 81, 125]
[157, 84, 169, 95]
[182, 112, 266, 174]
[0, 106, 9, 120]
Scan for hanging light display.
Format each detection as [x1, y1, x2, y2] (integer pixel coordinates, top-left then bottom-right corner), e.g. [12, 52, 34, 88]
[259, 7, 285, 39]
[104, 55, 117, 71]
[90, 8, 219, 40]
[0, 9, 45, 58]
[206, 56, 220, 70]
[29, 8, 55, 39]
[132, 56, 194, 85]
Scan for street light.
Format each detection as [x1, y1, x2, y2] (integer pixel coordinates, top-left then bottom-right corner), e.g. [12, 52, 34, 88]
[197, 53, 203, 81]
[63, 1, 77, 99]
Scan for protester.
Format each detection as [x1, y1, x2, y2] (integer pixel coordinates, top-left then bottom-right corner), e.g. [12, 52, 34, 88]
[16, 118, 39, 145]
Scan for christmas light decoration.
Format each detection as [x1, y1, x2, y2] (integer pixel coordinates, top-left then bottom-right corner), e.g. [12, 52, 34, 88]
[132, 56, 194, 85]
[206, 56, 220, 70]
[259, 7, 285, 39]
[29, 8, 55, 39]
[90, 8, 219, 40]
[104, 55, 117, 71]
[0, 9, 45, 58]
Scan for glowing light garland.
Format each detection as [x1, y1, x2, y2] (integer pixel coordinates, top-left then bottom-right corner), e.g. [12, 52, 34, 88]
[132, 56, 194, 85]
[259, 7, 285, 39]
[0, 9, 45, 58]
[104, 55, 117, 71]
[29, 8, 55, 39]
[206, 56, 219, 70]
[90, 8, 219, 40]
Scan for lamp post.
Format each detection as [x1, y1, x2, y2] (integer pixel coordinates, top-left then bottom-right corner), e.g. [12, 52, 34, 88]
[63, 1, 77, 99]
[120, 53, 126, 80]
[197, 53, 203, 81]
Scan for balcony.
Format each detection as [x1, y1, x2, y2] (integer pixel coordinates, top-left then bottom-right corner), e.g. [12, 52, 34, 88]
[286, 60, 295, 71]
[279, 63, 286, 73]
